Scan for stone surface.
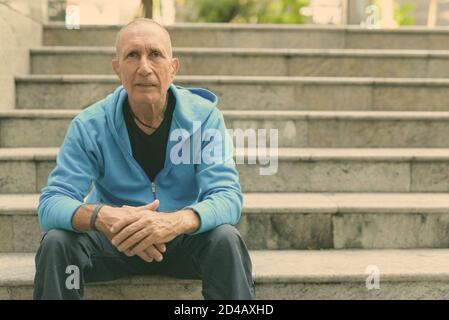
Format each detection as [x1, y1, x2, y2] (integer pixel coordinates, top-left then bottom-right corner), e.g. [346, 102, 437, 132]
[333, 213, 449, 249]
[0, 216, 14, 252]
[411, 163, 449, 192]
[43, 23, 449, 50]
[16, 76, 449, 111]
[42, 25, 346, 48]
[5, 193, 449, 252]
[0, 161, 35, 193]
[16, 77, 118, 109]
[30, 48, 449, 79]
[373, 83, 449, 110]
[12, 215, 43, 252]
[255, 282, 449, 299]
[307, 118, 449, 148]
[238, 160, 410, 192]
[36, 161, 57, 192]
[237, 213, 333, 250]
[0, 118, 70, 147]
[0, 287, 10, 299]
[6, 148, 449, 193]
[7, 110, 449, 148]
[3, 250, 449, 299]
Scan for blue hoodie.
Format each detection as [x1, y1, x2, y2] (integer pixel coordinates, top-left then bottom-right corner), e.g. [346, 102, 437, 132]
[37, 84, 243, 235]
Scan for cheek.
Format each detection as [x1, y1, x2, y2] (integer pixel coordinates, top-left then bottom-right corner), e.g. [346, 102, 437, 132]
[120, 72, 134, 90]
[159, 67, 173, 88]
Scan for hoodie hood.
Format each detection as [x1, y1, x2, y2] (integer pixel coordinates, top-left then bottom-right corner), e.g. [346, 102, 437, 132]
[103, 84, 218, 181]
[105, 84, 217, 144]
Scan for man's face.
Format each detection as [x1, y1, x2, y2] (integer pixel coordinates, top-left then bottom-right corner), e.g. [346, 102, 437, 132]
[112, 24, 179, 107]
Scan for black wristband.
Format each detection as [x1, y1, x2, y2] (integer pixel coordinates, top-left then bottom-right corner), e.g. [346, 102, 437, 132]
[90, 204, 104, 232]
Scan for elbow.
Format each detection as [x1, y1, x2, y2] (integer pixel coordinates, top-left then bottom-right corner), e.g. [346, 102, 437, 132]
[231, 189, 243, 225]
[37, 203, 49, 232]
[37, 195, 52, 232]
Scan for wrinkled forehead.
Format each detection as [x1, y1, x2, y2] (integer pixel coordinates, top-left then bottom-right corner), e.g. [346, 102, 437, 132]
[115, 22, 172, 58]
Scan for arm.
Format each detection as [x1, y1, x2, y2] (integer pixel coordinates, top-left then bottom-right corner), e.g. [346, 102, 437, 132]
[38, 118, 102, 232]
[185, 109, 243, 234]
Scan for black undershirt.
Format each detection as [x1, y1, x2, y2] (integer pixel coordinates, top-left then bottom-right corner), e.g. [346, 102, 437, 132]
[123, 89, 175, 182]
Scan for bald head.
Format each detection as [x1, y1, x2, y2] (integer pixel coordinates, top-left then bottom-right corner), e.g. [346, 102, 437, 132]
[115, 18, 173, 59]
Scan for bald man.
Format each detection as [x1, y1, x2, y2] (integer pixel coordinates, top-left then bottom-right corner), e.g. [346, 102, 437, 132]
[34, 19, 255, 300]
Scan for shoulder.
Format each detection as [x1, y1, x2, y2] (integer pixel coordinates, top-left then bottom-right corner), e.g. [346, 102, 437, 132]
[73, 96, 109, 128]
[173, 85, 218, 112]
[171, 85, 223, 124]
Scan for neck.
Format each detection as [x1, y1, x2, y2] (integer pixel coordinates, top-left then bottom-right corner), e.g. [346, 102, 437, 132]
[128, 94, 168, 133]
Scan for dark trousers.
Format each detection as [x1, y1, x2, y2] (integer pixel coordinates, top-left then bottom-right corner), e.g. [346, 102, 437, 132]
[33, 224, 255, 300]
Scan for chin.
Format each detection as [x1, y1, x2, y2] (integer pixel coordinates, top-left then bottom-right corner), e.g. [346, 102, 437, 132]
[134, 94, 161, 106]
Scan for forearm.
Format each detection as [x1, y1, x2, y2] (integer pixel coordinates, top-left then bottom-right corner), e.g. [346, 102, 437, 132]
[71, 204, 97, 231]
[176, 209, 200, 234]
[71, 204, 111, 232]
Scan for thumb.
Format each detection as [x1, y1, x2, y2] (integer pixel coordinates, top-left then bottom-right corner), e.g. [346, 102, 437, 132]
[136, 199, 159, 211]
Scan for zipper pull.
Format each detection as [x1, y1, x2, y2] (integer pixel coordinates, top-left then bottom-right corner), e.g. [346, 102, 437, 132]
[151, 182, 157, 205]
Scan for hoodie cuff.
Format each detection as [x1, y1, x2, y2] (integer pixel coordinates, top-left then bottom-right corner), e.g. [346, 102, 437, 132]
[183, 201, 215, 235]
[49, 197, 84, 232]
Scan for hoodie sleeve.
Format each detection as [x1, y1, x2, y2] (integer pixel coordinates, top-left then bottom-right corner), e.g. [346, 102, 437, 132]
[37, 118, 101, 232]
[184, 108, 243, 234]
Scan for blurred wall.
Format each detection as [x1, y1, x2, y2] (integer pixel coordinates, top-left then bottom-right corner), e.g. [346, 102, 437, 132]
[0, 0, 46, 109]
[397, 0, 449, 26]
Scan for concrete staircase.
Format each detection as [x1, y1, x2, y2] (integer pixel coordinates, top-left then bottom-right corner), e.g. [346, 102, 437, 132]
[2, 23, 449, 299]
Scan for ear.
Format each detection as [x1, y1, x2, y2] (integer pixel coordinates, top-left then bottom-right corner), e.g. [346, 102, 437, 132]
[112, 58, 120, 77]
[170, 58, 180, 80]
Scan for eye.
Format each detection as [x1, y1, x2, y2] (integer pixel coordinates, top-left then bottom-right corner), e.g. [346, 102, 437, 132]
[150, 50, 161, 58]
[127, 51, 138, 58]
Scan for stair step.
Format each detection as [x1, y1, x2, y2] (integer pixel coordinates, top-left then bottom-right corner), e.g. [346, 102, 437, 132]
[30, 47, 449, 78]
[3, 249, 449, 299]
[43, 23, 449, 50]
[1, 147, 449, 193]
[4, 109, 449, 148]
[15, 75, 449, 111]
[3, 193, 449, 252]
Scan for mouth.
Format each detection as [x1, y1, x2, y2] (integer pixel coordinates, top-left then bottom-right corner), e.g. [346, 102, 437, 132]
[135, 82, 157, 88]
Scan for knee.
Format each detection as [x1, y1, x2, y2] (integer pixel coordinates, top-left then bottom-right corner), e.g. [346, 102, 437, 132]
[39, 229, 79, 253]
[208, 224, 242, 248]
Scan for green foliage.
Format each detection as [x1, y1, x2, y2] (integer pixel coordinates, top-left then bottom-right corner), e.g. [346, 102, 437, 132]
[185, 0, 309, 24]
[394, 2, 416, 26]
[257, 0, 309, 24]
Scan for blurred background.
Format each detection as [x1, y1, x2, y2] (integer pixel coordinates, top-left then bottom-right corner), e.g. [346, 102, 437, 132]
[2, 0, 448, 27]
[41, 0, 449, 27]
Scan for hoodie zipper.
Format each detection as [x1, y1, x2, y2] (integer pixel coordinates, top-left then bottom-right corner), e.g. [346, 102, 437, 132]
[151, 182, 157, 202]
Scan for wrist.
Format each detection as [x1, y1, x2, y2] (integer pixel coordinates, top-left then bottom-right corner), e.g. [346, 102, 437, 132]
[175, 209, 200, 235]
[95, 205, 114, 232]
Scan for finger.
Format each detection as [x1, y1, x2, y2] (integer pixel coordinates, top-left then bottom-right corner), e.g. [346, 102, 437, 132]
[137, 250, 153, 263]
[154, 243, 166, 253]
[131, 234, 156, 256]
[135, 199, 159, 212]
[110, 215, 141, 234]
[111, 220, 145, 247]
[116, 228, 150, 253]
[144, 245, 163, 262]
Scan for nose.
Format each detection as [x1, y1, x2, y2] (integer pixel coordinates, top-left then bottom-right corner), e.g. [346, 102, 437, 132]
[137, 56, 153, 76]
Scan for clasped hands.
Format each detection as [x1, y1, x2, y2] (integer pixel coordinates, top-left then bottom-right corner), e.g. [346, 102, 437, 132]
[95, 199, 181, 263]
